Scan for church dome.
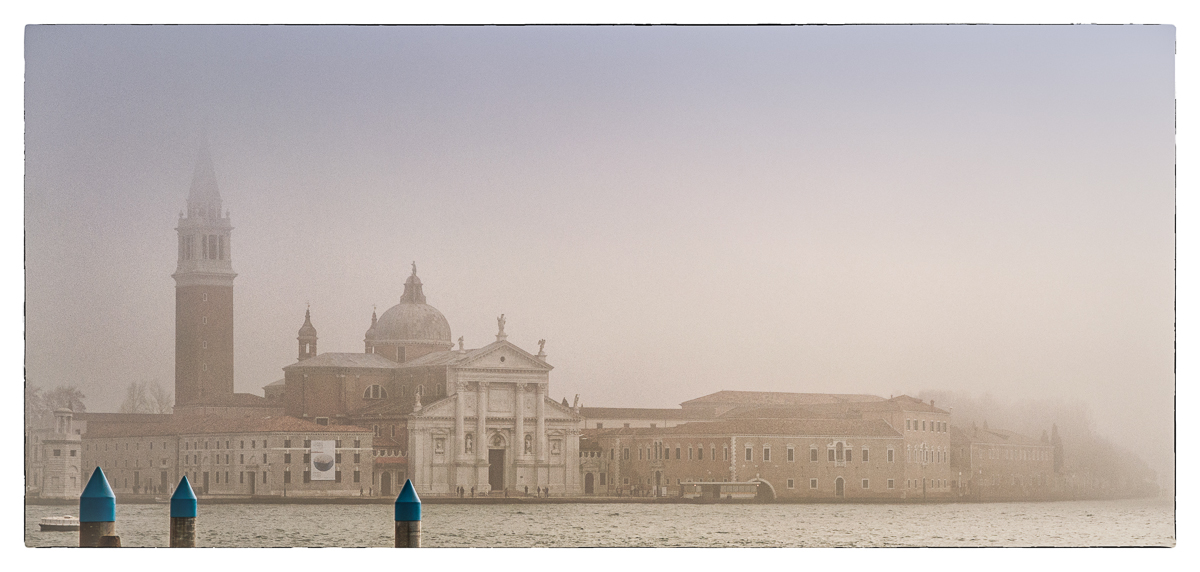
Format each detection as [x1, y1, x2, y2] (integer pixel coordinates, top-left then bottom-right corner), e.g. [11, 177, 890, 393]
[370, 264, 452, 345]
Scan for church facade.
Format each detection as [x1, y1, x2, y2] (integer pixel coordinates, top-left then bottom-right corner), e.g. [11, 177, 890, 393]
[281, 269, 583, 496]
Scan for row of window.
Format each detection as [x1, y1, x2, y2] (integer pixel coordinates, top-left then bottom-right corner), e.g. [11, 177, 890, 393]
[906, 444, 948, 464]
[908, 478, 950, 489]
[181, 452, 363, 466]
[784, 478, 896, 490]
[89, 438, 362, 452]
[906, 418, 947, 433]
[620, 443, 898, 464]
[979, 447, 1051, 462]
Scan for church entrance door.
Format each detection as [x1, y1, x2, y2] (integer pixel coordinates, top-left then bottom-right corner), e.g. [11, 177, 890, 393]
[584, 472, 595, 494]
[488, 449, 505, 491]
[381, 472, 392, 497]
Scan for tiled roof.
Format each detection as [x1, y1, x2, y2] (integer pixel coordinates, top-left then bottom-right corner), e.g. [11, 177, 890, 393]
[396, 348, 485, 368]
[580, 407, 708, 420]
[879, 395, 949, 414]
[223, 393, 272, 405]
[371, 435, 404, 448]
[265, 378, 286, 387]
[84, 414, 370, 439]
[76, 412, 171, 424]
[586, 418, 902, 439]
[718, 406, 830, 419]
[284, 352, 400, 370]
[680, 391, 887, 407]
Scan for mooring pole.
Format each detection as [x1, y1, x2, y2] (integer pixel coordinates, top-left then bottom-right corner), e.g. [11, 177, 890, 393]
[394, 479, 422, 547]
[170, 476, 198, 547]
[79, 467, 117, 548]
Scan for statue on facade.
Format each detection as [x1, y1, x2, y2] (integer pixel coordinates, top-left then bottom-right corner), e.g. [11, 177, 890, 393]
[524, 434, 533, 454]
[465, 433, 473, 454]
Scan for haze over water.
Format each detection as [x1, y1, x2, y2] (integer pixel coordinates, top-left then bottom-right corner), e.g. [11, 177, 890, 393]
[24, 499, 1175, 547]
[23, 26, 1174, 482]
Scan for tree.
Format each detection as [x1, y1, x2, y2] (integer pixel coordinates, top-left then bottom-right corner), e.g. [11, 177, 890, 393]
[44, 386, 87, 412]
[26, 384, 86, 428]
[120, 381, 172, 414]
[147, 381, 174, 414]
[25, 384, 44, 425]
[119, 381, 151, 413]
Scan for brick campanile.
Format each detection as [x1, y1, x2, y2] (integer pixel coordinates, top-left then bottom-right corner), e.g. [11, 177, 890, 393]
[172, 145, 237, 407]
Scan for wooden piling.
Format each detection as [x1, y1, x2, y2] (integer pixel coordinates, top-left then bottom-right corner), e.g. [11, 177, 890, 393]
[98, 535, 122, 547]
[79, 467, 116, 548]
[394, 479, 422, 548]
[170, 476, 198, 547]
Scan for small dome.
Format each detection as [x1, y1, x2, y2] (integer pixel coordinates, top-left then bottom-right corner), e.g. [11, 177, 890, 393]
[298, 308, 317, 338]
[370, 265, 451, 345]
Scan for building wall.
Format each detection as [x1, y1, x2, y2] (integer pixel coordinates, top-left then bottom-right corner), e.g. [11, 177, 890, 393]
[175, 284, 234, 406]
[893, 409, 955, 499]
[589, 433, 906, 500]
[955, 442, 1056, 500]
[81, 429, 373, 497]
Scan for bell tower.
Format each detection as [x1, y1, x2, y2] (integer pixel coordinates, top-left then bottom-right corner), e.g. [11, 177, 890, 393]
[298, 307, 318, 361]
[172, 145, 237, 407]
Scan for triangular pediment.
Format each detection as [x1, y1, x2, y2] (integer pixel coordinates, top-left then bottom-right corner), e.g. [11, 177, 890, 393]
[413, 395, 458, 417]
[453, 340, 552, 371]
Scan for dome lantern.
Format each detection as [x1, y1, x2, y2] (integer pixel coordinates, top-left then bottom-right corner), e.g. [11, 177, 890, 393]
[371, 262, 453, 363]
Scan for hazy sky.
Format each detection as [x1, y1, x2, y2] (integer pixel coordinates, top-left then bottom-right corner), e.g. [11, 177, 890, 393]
[24, 25, 1174, 473]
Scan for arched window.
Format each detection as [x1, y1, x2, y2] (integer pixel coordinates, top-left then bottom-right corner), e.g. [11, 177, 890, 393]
[416, 385, 424, 397]
[363, 385, 388, 400]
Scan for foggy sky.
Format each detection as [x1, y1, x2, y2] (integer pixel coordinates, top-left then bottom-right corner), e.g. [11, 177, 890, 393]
[23, 25, 1174, 475]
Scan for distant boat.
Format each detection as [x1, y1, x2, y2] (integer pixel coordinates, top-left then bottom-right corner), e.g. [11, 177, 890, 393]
[39, 515, 79, 531]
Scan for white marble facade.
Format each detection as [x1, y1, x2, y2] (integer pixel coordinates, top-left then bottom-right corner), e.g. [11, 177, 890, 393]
[407, 339, 581, 496]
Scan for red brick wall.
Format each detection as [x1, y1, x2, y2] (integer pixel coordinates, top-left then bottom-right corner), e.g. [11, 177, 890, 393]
[176, 285, 234, 406]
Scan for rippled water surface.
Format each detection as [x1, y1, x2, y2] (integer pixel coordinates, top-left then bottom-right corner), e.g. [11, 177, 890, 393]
[26, 498, 1174, 547]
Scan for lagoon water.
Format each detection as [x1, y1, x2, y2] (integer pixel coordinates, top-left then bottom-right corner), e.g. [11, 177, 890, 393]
[25, 498, 1174, 548]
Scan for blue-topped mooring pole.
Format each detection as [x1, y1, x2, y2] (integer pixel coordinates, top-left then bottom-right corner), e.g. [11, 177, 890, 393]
[170, 476, 198, 547]
[79, 467, 117, 547]
[394, 479, 422, 547]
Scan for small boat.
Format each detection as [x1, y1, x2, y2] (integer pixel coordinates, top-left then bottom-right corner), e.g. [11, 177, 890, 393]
[39, 515, 80, 531]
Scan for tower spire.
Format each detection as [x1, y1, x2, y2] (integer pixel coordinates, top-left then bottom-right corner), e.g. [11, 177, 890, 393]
[187, 143, 222, 217]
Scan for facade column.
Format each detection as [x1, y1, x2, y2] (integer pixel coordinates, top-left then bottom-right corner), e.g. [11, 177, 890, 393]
[515, 383, 526, 459]
[476, 382, 489, 462]
[454, 381, 466, 463]
[536, 383, 546, 462]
